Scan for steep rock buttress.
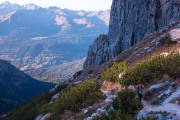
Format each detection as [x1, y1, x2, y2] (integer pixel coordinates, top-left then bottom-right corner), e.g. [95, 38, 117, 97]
[84, 0, 180, 69]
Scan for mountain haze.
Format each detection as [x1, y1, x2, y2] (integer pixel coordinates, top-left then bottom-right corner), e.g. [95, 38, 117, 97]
[0, 2, 110, 83]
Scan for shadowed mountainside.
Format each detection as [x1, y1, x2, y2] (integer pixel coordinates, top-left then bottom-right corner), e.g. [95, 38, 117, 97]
[0, 59, 55, 115]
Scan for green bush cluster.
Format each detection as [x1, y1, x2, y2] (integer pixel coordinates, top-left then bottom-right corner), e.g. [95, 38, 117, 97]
[120, 54, 180, 86]
[88, 69, 93, 74]
[108, 109, 134, 120]
[51, 79, 104, 116]
[109, 89, 141, 119]
[94, 89, 141, 120]
[54, 84, 68, 93]
[165, 36, 172, 46]
[101, 61, 128, 82]
[141, 116, 158, 120]
[73, 70, 83, 78]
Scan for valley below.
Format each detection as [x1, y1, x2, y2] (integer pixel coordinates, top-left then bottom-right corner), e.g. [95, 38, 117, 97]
[0, 2, 110, 83]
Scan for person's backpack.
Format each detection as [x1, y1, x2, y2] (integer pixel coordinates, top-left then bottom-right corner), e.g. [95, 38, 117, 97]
[139, 88, 144, 94]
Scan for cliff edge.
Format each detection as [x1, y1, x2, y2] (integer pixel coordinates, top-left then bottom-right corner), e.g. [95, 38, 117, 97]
[84, 0, 180, 69]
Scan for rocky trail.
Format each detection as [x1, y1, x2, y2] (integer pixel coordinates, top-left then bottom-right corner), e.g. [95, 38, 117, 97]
[84, 90, 116, 120]
[83, 82, 122, 120]
[83, 79, 180, 120]
[138, 81, 180, 120]
[138, 100, 180, 120]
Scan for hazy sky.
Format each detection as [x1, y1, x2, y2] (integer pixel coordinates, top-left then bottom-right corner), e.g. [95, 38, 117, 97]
[0, 0, 112, 11]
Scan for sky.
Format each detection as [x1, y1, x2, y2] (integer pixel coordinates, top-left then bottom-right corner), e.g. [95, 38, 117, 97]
[0, 0, 112, 11]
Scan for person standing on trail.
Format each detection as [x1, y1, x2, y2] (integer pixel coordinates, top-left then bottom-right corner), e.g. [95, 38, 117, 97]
[136, 84, 144, 103]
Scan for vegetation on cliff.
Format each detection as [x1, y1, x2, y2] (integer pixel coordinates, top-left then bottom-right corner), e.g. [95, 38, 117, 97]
[50, 79, 104, 119]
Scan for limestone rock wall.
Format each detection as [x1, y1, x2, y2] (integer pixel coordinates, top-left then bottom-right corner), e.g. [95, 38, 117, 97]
[84, 0, 180, 69]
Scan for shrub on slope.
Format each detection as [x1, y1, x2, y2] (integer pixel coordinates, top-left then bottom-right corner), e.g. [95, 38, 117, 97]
[50, 79, 104, 119]
[120, 54, 180, 86]
[94, 89, 141, 120]
[101, 61, 128, 82]
[109, 89, 141, 120]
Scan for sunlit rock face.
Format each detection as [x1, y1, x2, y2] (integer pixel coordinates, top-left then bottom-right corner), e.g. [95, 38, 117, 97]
[84, 0, 180, 69]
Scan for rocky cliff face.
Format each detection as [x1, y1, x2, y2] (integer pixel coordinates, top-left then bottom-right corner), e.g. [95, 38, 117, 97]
[84, 0, 180, 69]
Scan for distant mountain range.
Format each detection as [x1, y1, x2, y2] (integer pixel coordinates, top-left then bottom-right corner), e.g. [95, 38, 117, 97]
[0, 59, 55, 116]
[0, 2, 110, 83]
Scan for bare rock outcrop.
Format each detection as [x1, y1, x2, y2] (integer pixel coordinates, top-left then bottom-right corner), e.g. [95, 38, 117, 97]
[84, 0, 180, 69]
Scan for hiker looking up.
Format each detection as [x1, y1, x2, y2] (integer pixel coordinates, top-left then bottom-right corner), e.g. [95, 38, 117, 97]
[136, 84, 144, 103]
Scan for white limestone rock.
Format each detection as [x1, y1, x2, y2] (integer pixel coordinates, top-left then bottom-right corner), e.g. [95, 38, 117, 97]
[169, 28, 180, 42]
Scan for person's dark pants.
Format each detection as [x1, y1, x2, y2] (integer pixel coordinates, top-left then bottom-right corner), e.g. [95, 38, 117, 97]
[138, 93, 143, 102]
